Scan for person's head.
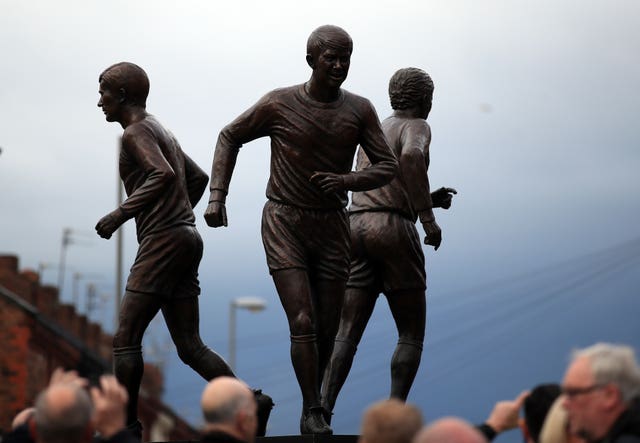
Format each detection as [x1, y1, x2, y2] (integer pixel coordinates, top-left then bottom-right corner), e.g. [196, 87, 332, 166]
[201, 377, 258, 443]
[521, 383, 562, 443]
[561, 343, 640, 442]
[388, 68, 434, 119]
[413, 418, 487, 443]
[358, 399, 423, 443]
[539, 398, 587, 443]
[97, 62, 149, 122]
[33, 384, 94, 443]
[306, 25, 353, 90]
[12, 407, 35, 430]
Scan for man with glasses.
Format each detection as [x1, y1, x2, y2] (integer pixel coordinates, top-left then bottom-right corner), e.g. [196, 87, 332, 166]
[561, 343, 640, 443]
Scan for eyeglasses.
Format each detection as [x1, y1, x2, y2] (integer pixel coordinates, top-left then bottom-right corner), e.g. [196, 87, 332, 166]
[561, 384, 605, 398]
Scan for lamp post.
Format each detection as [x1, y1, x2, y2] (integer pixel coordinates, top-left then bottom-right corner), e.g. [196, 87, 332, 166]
[72, 272, 102, 309]
[56, 228, 92, 301]
[229, 296, 266, 372]
[38, 262, 56, 285]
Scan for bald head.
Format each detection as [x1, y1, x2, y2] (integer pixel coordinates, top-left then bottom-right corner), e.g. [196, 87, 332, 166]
[414, 418, 488, 443]
[201, 377, 257, 442]
[359, 399, 424, 443]
[34, 384, 93, 443]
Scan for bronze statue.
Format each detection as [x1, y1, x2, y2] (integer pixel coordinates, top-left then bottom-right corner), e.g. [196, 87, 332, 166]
[95, 62, 272, 437]
[321, 67, 456, 417]
[204, 25, 398, 434]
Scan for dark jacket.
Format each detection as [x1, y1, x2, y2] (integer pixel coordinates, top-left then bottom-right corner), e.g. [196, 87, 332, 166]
[596, 405, 640, 443]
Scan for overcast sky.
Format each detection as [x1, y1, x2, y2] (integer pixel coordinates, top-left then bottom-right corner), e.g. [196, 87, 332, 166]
[1, 0, 639, 434]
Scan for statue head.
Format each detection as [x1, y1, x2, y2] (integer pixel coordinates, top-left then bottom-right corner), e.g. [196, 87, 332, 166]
[305, 25, 353, 93]
[98, 62, 150, 108]
[388, 68, 434, 119]
[306, 25, 353, 60]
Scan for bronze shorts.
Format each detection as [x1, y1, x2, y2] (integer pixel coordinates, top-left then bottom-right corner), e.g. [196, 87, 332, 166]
[126, 224, 202, 299]
[261, 200, 350, 281]
[347, 211, 426, 292]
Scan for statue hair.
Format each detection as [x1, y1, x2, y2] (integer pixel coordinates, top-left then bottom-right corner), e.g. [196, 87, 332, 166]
[307, 25, 353, 57]
[99, 62, 150, 107]
[388, 67, 434, 112]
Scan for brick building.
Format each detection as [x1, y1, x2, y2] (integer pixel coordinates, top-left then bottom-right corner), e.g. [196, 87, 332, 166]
[0, 254, 199, 441]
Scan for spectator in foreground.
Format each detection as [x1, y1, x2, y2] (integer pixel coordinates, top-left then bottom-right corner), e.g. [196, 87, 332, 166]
[561, 343, 640, 443]
[200, 377, 258, 443]
[5, 369, 136, 443]
[359, 399, 424, 443]
[414, 417, 487, 443]
[522, 384, 562, 443]
[539, 397, 587, 443]
[477, 390, 530, 440]
[477, 384, 560, 442]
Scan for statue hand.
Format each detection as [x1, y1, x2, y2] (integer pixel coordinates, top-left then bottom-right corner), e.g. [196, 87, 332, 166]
[95, 209, 124, 239]
[204, 201, 228, 227]
[431, 187, 457, 209]
[422, 220, 442, 250]
[310, 171, 345, 194]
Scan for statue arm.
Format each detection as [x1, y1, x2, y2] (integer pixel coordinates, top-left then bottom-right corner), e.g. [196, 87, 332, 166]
[183, 151, 209, 208]
[119, 128, 176, 217]
[205, 95, 273, 227]
[342, 102, 398, 192]
[96, 127, 174, 239]
[399, 120, 435, 222]
[399, 120, 443, 250]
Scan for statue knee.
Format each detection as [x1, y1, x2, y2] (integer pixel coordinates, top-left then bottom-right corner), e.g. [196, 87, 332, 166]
[290, 312, 314, 336]
[113, 318, 145, 348]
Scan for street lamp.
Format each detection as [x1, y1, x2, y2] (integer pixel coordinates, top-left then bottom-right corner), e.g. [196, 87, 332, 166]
[229, 296, 267, 372]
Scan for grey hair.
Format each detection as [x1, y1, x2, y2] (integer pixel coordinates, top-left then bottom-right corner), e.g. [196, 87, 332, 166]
[203, 393, 253, 425]
[572, 343, 640, 403]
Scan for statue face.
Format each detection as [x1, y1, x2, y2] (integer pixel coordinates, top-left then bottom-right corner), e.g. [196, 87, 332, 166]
[97, 81, 122, 123]
[311, 47, 351, 89]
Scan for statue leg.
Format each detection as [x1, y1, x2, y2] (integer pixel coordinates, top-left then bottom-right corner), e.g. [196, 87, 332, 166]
[385, 289, 426, 400]
[113, 290, 162, 427]
[313, 278, 347, 390]
[163, 296, 273, 436]
[162, 297, 235, 379]
[321, 286, 377, 419]
[272, 268, 331, 434]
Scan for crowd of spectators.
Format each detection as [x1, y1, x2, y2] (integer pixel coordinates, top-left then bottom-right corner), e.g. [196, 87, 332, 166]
[3, 342, 640, 443]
